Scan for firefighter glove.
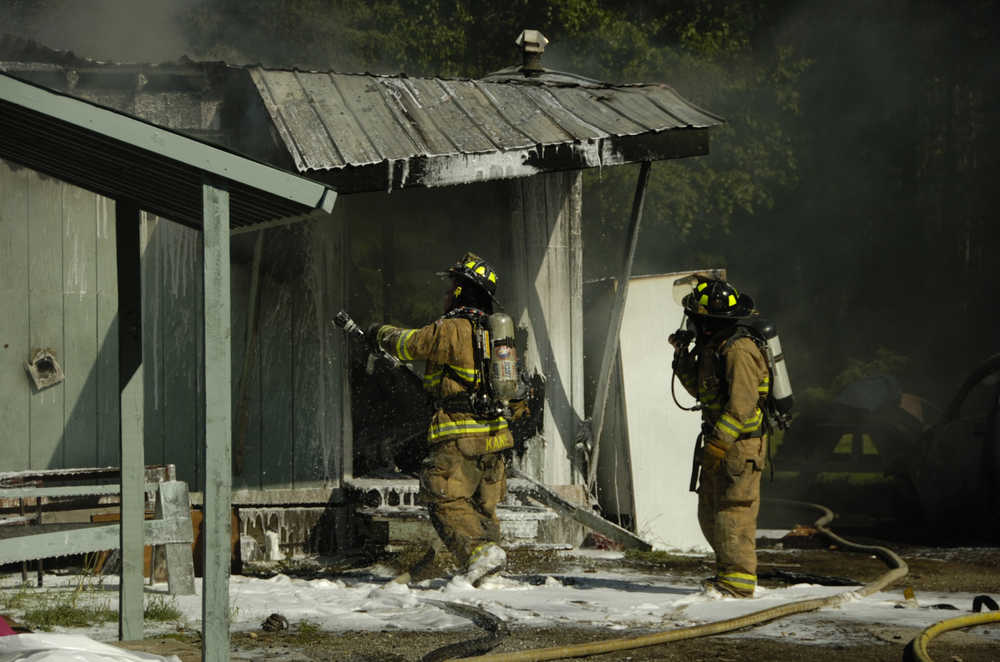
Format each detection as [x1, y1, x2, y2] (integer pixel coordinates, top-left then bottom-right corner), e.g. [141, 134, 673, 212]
[669, 330, 694, 350]
[365, 323, 384, 353]
[508, 398, 530, 421]
[701, 437, 732, 472]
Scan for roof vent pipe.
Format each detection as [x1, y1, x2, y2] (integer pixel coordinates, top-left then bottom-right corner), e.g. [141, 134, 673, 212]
[516, 29, 549, 75]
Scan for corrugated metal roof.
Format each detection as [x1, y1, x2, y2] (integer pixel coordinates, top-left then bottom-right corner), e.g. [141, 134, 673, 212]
[0, 72, 334, 230]
[248, 66, 723, 191]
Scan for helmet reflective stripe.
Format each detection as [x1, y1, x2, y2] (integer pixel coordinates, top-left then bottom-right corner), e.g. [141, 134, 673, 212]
[684, 278, 754, 319]
[443, 252, 499, 299]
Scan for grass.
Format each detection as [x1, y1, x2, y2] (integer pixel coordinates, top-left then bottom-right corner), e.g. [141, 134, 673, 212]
[293, 620, 324, 643]
[0, 574, 117, 631]
[623, 549, 711, 573]
[1, 571, 185, 631]
[22, 601, 117, 630]
[0, 581, 33, 611]
[144, 595, 183, 622]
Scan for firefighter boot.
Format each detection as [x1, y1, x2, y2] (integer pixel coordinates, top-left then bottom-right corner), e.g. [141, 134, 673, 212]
[464, 543, 506, 587]
[700, 576, 754, 599]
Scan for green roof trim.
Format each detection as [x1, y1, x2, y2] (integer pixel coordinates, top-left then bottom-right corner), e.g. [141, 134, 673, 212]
[0, 72, 336, 224]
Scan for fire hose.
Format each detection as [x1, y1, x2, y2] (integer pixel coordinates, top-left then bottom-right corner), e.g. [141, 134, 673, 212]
[449, 498, 908, 661]
[904, 599, 1000, 662]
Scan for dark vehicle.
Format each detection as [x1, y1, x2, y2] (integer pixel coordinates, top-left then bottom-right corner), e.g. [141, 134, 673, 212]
[769, 356, 1000, 542]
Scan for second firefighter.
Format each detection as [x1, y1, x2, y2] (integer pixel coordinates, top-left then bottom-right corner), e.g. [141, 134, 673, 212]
[670, 278, 770, 598]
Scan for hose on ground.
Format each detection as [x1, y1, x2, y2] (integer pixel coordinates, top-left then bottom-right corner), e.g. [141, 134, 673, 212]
[454, 498, 908, 662]
[904, 602, 1000, 661]
[420, 599, 509, 662]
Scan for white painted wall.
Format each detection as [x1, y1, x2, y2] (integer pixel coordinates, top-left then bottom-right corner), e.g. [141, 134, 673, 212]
[508, 171, 585, 486]
[617, 272, 710, 551]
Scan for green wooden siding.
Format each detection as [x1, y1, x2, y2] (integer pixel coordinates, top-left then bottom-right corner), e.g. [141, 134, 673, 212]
[62, 184, 100, 468]
[139, 214, 346, 491]
[0, 160, 346, 488]
[0, 161, 31, 470]
[0, 159, 119, 471]
[95, 193, 119, 467]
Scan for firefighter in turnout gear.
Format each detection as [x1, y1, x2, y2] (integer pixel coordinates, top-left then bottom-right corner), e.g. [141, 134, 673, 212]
[370, 253, 513, 586]
[670, 278, 769, 598]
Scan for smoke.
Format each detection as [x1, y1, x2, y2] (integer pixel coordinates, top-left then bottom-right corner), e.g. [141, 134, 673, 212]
[1, 0, 202, 63]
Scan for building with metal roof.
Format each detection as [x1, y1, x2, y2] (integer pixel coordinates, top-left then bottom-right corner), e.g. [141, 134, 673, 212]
[0, 31, 723, 575]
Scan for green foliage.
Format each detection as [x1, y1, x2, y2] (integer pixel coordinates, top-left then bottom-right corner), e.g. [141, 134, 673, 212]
[624, 549, 689, 565]
[144, 595, 183, 622]
[829, 348, 910, 395]
[23, 601, 117, 631]
[0, 582, 32, 612]
[180, 1, 810, 287]
[1, 577, 179, 631]
[796, 348, 910, 413]
[296, 620, 322, 640]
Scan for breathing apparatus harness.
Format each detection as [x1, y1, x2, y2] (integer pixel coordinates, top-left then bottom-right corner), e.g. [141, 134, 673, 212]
[673, 314, 792, 491]
[724, 318, 794, 431]
[437, 306, 520, 420]
[671, 314, 794, 432]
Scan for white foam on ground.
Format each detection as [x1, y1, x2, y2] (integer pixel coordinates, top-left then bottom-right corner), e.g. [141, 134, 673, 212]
[2, 567, 997, 647]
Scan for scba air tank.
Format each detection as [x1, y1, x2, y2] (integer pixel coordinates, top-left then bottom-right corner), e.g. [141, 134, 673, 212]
[747, 318, 794, 420]
[487, 312, 519, 403]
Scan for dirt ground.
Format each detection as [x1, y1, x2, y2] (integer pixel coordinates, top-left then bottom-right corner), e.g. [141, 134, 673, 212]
[121, 625, 999, 662]
[117, 536, 1000, 662]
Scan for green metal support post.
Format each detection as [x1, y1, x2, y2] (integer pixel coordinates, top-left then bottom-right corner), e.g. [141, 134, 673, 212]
[201, 181, 232, 662]
[118, 200, 144, 641]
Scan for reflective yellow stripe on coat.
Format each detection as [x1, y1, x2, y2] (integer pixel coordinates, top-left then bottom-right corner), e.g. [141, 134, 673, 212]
[714, 408, 765, 440]
[428, 416, 509, 443]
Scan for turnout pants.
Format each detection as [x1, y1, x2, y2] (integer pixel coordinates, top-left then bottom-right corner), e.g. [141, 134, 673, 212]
[419, 438, 507, 566]
[697, 435, 766, 595]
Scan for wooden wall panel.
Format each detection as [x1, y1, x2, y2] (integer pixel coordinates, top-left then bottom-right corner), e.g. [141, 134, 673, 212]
[62, 184, 99, 468]
[258, 283, 294, 489]
[27, 174, 66, 469]
[292, 275, 324, 488]
[0, 161, 119, 471]
[147, 219, 205, 488]
[508, 171, 585, 486]
[140, 214, 164, 468]
[134, 216, 348, 494]
[319, 219, 348, 486]
[0, 161, 30, 470]
[95, 196, 119, 467]
[230, 261, 255, 491]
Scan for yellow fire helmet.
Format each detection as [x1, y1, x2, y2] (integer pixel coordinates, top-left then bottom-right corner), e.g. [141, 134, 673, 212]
[683, 278, 755, 319]
[438, 252, 499, 300]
